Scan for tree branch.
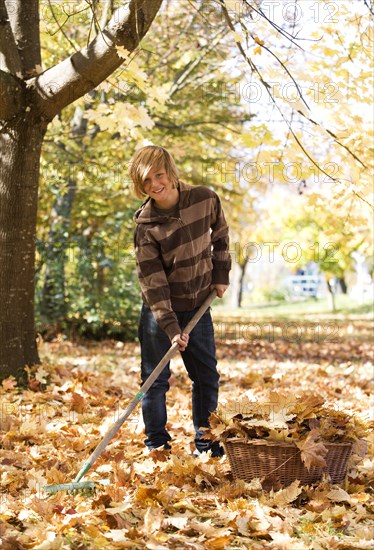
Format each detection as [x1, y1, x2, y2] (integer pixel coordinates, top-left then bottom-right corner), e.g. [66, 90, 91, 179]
[168, 28, 227, 97]
[5, 0, 41, 77]
[221, 0, 370, 175]
[0, 69, 23, 119]
[0, 0, 22, 75]
[32, 0, 163, 120]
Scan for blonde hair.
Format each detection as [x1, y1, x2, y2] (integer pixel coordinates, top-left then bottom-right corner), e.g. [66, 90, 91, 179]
[129, 145, 179, 198]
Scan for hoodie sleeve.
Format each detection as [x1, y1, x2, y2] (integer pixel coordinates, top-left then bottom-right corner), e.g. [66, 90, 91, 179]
[210, 194, 231, 285]
[134, 225, 181, 341]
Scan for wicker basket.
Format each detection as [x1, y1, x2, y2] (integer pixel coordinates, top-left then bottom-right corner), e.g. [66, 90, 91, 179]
[223, 438, 352, 486]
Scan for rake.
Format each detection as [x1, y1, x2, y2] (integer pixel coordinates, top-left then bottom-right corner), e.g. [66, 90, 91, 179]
[44, 289, 217, 494]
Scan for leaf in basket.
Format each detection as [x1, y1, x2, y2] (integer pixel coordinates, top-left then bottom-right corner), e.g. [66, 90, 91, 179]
[293, 394, 325, 421]
[206, 412, 231, 440]
[207, 413, 253, 441]
[218, 397, 257, 421]
[268, 429, 292, 442]
[242, 417, 289, 431]
[296, 429, 328, 470]
[257, 391, 297, 428]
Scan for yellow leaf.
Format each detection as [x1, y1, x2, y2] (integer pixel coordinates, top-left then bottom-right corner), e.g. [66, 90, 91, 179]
[35, 366, 48, 384]
[270, 480, 302, 506]
[204, 535, 232, 549]
[254, 46, 262, 55]
[143, 506, 163, 535]
[116, 46, 131, 60]
[327, 488, 352, 503]
[232, 31, 242, 43]
[254, 36, 265, 46]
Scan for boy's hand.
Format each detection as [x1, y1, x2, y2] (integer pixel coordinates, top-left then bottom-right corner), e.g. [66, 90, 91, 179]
[211, 284, 229, 298]
[172, 333, 189, 351]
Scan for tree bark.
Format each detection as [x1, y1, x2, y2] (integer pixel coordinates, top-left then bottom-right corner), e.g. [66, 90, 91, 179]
[4, 0, 41, 77]
[0, 70, 23, 118]
[0, 115, 47, 381]
[0, 0, 23, 75]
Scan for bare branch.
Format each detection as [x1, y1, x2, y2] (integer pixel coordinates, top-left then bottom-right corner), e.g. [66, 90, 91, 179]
[169, 28, 226, 97]
[46, 0, 80, 53]
[242, 0, 305, 50]
[362, 0, 374, 17]
[220, 0, 369, 175]
[100, 0, 114, 29]
[0, 70, 23, 119]
[32, 0, 163, 120]
[0, 0, 22, 75]
[353, 190, 374, 210]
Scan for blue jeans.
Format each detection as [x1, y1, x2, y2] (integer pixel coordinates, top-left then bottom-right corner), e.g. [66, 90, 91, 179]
[138, 304, 222, 453]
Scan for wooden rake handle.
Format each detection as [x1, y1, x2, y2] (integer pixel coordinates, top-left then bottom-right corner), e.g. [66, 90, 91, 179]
[74, 289, 218, 483]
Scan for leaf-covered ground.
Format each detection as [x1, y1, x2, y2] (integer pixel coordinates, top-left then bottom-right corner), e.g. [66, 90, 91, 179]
[1, 327, 373, 549]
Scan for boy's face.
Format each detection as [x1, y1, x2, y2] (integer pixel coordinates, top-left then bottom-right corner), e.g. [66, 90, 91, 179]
[143, 165, 176, 207]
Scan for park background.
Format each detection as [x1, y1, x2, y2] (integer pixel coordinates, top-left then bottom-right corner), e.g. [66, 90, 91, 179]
[1, 1, 373, 549]
[32, 0, 373, 342]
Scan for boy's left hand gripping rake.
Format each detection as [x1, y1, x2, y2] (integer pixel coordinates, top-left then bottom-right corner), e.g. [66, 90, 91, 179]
[44, 289, 217, 494]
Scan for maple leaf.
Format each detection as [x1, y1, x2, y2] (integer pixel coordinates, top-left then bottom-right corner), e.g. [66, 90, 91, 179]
[327, 488, 352, 503]
[269, 480, 302, 506]
[70, 392, 86, 413]
[204, 535, 232, 549]
[256, 391, 297, 429]
[115, 46, 130, 60]
[293, 394, 325, 421]
[351, 438, 368, 458]
[296, 429, 328, 470]
[2, 376, 17, 390]
[35, 366, 49, 384]
[143, 506, 163, 535]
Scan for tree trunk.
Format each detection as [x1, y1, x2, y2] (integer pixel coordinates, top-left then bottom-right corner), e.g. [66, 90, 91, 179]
[40, 175, 77, 326]
[0, 116, 47, 381]
[326, 278, 336, 312]
[338, 276, 348, 294]
[238, 258, 248, 308]
[40, 107, 86, 327]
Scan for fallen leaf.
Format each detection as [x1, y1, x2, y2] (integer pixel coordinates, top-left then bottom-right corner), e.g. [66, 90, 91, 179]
[327, 488, 352, 503]
[270, 480, 302, 506]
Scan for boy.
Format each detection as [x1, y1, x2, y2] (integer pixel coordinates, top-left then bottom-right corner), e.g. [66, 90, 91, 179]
[130, 145, 231, 456]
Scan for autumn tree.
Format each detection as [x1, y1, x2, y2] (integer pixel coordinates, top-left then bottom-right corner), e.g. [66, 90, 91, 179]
[0, 0, 163, 381]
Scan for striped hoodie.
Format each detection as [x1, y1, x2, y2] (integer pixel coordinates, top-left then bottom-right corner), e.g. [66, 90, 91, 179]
[134, 180, 231, 340]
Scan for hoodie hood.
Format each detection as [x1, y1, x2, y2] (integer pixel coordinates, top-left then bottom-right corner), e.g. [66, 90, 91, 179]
[134, 180, 192, 225]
